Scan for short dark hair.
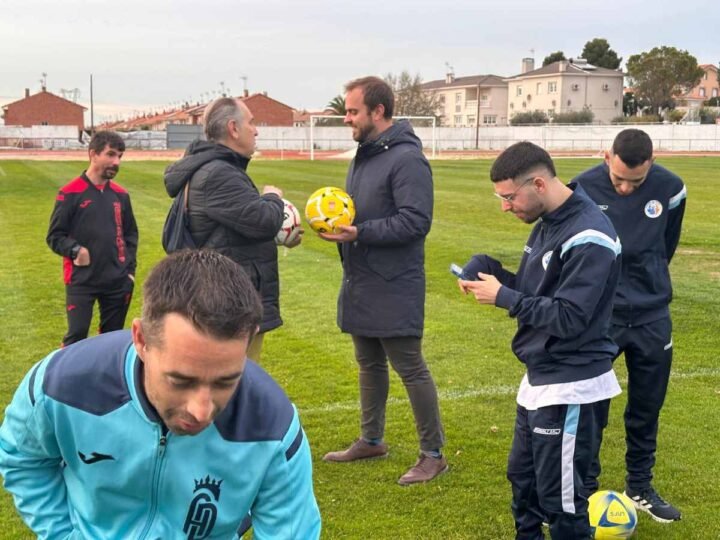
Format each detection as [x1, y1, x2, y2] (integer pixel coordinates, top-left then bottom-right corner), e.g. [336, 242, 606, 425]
[89, 131, 125, 153]
[611, 129, 653, 168]
[142, 250, 262, 345]
[345, 76, 394, 119]
[203, 97, 244, 142]
[490, 141, 556, 182]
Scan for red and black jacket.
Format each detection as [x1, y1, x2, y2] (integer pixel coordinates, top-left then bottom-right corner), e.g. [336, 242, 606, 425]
[47, 173, 138, 288]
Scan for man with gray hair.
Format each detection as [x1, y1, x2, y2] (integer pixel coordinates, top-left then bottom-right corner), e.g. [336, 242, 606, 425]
[164, 97, 301, 361]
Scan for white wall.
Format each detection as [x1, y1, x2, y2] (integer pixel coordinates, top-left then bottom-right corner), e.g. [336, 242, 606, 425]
[0, 125, 83, 149]
[255, 124, 720, 153]
[6, 123, 720, 153]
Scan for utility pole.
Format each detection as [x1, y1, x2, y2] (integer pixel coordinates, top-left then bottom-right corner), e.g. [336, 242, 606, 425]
[475, 80, 482, 149]
[90, 74, 95, 135]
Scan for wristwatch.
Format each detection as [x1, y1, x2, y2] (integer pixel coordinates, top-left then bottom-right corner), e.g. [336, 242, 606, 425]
[71, 245, 81, 259]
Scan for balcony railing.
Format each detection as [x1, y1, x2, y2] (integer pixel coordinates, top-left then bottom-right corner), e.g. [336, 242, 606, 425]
[464, 100, 491, 110]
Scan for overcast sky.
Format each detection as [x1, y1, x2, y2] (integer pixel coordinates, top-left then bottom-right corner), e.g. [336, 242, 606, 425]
[2, 0, 719, 123]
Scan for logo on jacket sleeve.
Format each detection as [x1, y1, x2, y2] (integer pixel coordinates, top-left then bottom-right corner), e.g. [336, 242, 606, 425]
[541, 251, 553, 270]
[184, 476, 223, 540]
[644, 200, 663, 218]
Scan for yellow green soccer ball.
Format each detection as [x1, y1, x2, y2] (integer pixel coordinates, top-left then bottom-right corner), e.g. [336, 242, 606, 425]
[589, 490, 637, 539]
[305, 187, 356, 234]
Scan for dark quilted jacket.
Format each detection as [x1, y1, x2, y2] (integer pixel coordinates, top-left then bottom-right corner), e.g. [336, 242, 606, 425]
[164, 140, 284, 332]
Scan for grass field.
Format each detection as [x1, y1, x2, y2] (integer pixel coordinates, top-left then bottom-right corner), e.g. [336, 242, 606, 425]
[0, 156, 718, 539]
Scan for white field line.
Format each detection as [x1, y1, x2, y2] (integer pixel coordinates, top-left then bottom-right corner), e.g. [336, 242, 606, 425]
[299, 367, 720, 415]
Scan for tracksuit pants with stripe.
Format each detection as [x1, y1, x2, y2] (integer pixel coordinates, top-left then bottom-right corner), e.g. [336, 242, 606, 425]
[508, 400, 610, 540]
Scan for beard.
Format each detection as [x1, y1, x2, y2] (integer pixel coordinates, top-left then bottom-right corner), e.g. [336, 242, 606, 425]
[352, 122, 376, 143]
[513, 198, 545, 224]
[101, 166, 119, 180]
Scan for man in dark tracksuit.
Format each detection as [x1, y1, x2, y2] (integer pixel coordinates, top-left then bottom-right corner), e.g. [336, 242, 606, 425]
[47, 131, 138, 347]
[164, 97, 299, 362]
[320, 76, 446, 486]
[574, 129, 686, 522]
[458, 142, 621, 539]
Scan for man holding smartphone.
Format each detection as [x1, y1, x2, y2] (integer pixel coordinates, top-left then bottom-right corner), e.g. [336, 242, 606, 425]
[458, 142, 622, 539]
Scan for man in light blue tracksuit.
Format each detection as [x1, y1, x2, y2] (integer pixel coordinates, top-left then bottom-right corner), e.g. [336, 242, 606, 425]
[458, 142, 622, 539]
[0, 250, 321, 540]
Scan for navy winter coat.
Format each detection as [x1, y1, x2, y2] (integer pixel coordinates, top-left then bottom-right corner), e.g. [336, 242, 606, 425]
[337, 121, 433, 337]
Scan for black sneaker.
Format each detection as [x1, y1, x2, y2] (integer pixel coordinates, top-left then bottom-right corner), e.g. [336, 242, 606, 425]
[624, 486, 681, 523]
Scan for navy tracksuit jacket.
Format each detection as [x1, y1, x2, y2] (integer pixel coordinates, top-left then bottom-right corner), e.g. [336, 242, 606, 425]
[574, 162, 687, 490]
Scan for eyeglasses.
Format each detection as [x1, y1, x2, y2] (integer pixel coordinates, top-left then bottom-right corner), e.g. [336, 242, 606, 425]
[493, 176, 535, 203]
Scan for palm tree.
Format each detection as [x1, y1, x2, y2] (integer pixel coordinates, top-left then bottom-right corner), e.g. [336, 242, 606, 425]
[327, 95, 346, 115]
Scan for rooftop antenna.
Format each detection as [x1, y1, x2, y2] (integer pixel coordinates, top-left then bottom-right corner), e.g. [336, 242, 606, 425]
[60, 88, 81, 102]
[40, 72, 48, 91]
[219, 81, 226, 97]
[240, 75, 248, 95]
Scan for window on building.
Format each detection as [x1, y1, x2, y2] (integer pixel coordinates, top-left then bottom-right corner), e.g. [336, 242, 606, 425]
[522, 102, 527, 109]
[704, 72, 708, 80]
[483, 115, 497, 125]
[547, 109, 554, 118]
[467, 116, 476, 125]
[548, 81, 557, 93]
[455, 104, 462, 113]
[41, 121, 49, 126]
[536, 82, 543, 95]
[516, 86, 523, 96]
[454, 115, 462, 125]
[700, 88, 706, 97]
[455, 92, 462, 102]
[713, 88, 718, 98]
[438, 95, 445, 104]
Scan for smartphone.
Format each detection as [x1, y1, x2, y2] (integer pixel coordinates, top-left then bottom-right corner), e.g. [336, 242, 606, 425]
[450, 263, 467, 279]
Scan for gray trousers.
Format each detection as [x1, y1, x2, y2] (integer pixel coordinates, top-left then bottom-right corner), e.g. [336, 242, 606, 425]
[351, 335, 445, 452]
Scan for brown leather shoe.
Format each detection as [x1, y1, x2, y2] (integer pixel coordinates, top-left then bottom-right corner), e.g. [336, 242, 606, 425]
[322, 438, 389, 462]
[397, 454, 448, 485]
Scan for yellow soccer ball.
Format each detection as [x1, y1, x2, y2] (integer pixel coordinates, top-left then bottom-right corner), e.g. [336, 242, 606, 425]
[589, 490, 637, 539]
[305, 187, 356, 234]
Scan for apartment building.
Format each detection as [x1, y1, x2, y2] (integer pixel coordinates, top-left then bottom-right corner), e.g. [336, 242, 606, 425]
[421, 71, 509, 126]
[505, 58, 624, 123]
[678, 64, 719, 108]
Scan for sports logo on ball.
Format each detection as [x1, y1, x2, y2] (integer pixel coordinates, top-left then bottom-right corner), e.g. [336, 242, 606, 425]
[305, 187, 356, 234]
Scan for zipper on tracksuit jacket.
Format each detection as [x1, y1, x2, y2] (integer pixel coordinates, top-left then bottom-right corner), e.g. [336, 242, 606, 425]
[138, 428, 168, 539]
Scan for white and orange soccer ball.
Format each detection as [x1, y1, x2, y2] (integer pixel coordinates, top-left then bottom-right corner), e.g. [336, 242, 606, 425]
[589, 490, 637, 539]
[304, 187, 355, 234]
[275, 199, 302, 246]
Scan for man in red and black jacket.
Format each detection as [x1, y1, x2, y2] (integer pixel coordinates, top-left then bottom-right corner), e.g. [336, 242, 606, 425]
[47, 131, 139, 347]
